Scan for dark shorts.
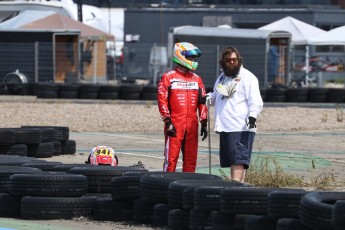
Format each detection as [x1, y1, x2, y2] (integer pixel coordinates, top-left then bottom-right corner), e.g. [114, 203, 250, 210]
[219, 131, 255, 169]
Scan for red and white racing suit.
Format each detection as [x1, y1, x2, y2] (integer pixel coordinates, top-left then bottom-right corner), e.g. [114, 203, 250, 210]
[157, 67, 208, 172]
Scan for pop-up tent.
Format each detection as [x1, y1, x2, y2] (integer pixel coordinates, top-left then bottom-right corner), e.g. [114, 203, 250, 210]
[258, 16, 326, 45]
[259, 16, 326, 85]
[0, 10, 55, 29]
[308, 25, 345, 45]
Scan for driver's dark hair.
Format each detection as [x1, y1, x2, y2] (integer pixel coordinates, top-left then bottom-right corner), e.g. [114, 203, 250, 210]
[218, 46, 243, 67]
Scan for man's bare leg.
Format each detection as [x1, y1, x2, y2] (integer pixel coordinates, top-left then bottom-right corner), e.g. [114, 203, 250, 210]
[231, 164, 245, 183]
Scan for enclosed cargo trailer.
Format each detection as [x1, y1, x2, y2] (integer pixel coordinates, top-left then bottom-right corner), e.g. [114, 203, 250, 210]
[168, 26, 292, 88]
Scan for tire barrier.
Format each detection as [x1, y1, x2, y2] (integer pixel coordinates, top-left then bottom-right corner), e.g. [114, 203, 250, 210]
[299, 191, 345, 229]
[3, 83, 345, 103]
[140, 172, 222, 204]
[1, 161, 345, 228]
[0, 126, 75, 159]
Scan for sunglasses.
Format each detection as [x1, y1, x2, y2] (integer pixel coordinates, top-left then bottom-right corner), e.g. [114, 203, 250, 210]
[227, 58, 239, 63]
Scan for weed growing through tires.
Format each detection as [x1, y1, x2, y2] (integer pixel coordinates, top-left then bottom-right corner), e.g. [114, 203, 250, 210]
[309, 171, 336, 190]
[244, 156, 304, 187]
[219, 156, 339, 190]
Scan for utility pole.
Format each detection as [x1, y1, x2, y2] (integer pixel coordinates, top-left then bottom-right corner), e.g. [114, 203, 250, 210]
[77, 0, 83, 22]
[108, 0, 112, 34]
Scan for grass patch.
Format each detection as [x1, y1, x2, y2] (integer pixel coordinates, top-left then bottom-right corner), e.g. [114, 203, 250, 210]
[245, 156, 304, 187]
[219, 155, 338, 190]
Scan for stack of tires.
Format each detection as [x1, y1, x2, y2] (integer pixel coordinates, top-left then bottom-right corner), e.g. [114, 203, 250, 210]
[1, 160, 345, 229]
[1, 82, 345, 103]
[0, 126, 75, 158]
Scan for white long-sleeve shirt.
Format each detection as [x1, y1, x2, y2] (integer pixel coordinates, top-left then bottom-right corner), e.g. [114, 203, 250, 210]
[209, 66, 263, 133]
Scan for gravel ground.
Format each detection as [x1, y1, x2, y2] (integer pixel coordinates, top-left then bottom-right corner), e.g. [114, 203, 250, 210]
[1, 99, 345, 132]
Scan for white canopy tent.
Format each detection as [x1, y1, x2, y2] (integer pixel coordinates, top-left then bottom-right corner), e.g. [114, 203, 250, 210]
[259, 16, 326, 86]
[308, 25, 345, 45]
[258, 16, 326, 45]
[0, 10, 55, 29]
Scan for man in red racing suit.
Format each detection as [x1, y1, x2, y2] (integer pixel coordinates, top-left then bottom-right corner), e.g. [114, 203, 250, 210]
[157, 42, 208, 172]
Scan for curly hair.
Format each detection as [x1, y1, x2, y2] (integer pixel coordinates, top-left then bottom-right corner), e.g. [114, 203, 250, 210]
[218, 47, 243, 67]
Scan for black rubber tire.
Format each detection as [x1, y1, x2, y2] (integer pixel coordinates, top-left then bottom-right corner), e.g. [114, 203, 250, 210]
[307, 88, 329, 103]
[193, 182, 247, 211]
[0, 155, 38, 166]
[244, 215, 278, 230]
[167, 209, 190, 230]
[27, 142, 54, 158]
[0, 166, 41, 193]
[36, 91, 58, 98]
[58, 91, 79, 99]
[140, 172, 222, 204]
[141, 92, 157, 100]
[9, 173, 88, 197]
[0, 193, 22, 217]
[52, 163, 95, 172]
[168, 179, 241, 210]
[119, 85, 142, 100]
[332, 200, 345, 230]
[276, 218, 312, 230]
[327, 88, 345, 103]
[58, 84, 80, 99]
[70, 165, 148, 193]
[152, 203, 170, 227]
[60, 139, 76, 155]
[98, 85, 120, 99]
[267, 189, 308, 218]
[0, 144, 27, 156]
[111, 175, 142, 201]
[265, 88, 287, 102]
[132, 198, 155, 224]
[286, 88, 309, 102]
[21, 161, 63, 171]
[212, 211, 245, 230]
[0, 128, 15, 145]
[141, 85, 157, 100]
[189, 209, 214, 230]
[92, 197, 133, 221]
[52, 141, 62, 155]
[98, 92, 119, 99]
[21, 126, 69, 142]
[220, 187, 280, 215]
[12, 128, 41, 144]
[21, 196, 95, 220]
[299, 191, 345, 229]
[78, 84, 100, 99]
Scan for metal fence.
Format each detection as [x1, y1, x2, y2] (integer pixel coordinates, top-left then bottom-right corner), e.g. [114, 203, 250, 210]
[0, 41, 113, 84]
[1, 41, 344, 87]
[122, 42, 291, 88]
[122, 42, 345, 88]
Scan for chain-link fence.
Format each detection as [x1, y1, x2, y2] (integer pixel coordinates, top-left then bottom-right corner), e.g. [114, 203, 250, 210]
[1, 41, 343, 87]
[121, 42, 291, 88]
[0, 41, 113, 84]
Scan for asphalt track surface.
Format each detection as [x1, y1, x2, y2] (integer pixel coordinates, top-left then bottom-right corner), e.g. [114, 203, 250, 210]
[55, 129, 345, 181]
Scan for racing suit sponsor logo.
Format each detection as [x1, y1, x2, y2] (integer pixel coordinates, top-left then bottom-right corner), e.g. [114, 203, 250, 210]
[171, 81, 199, 90]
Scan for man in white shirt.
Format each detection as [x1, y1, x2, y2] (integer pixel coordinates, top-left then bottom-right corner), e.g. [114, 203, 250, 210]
[204, 47, 263, 182]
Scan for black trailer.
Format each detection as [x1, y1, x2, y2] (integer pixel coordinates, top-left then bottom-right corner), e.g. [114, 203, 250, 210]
[0, 30, 80, 83]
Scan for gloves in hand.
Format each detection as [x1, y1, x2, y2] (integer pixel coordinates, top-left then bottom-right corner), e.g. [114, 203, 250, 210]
[200, 120, 208, 141]
[247, 116, 256, 129]
[164, 117, 176, 137]
[200, 92, 212, 106]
